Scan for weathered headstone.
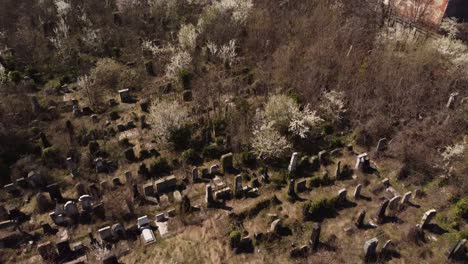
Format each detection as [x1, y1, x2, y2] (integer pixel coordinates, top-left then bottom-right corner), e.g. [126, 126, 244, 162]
[381, 178, 390, 187]
[112, 177, 122, 187]
[288, 179, 296, 196]
[143, 183, 154, 197]
[154, 175, 177, 194]
[210, 165, 219, 175]
[376, 199, 389, 224]
[310, 223, 321, 251]
[124, 147, 136, 161]
[270, 219, 282, 233]
[39, 132, 51, 148]
[335, 161, 341, 180]
[337, 188, 347, 204]
[89, 183, 101, 198]
[355, 153, 370, 171]
[37, 241, 58, 261]
[420, 209, 437, 229]
[56, 239, 72, 257]
[388, 196, 401, 215]
[363, 238, 379, 263]
[376, 138, 388, 152]
[447, 239, 467, 260]
[79, 195, 94, 211]
[192, 167, 199, 182]
[296, 179, 307, 193]
[401, 191, 412, 205]
[47, 183, 62, 201]
[112, 223, 126, 239]
[99, 226, 113, 241]
[318, 150, 328, 164]
[36, 193, 51, 212]
[119, 89, 131, 103]
[355, 210, 366, 228]
[182, 90, 192, 102]
[446, 92, 457, 109]
[288, 152, 300, 173]
[220, 153, 233, 173]
[64, 201, 79, 217]
[354, 184, 362, 199]
[201, 168, 209, 178]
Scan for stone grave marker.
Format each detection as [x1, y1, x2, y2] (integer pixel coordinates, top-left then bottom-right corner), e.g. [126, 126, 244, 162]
[288, 152, 300, 173]
[420, 209, 437, 229]
[310, 223, 321, 251]
[363, 238, 378, 263]
[355, 210, 366, 228]
[220, 153, 233, 173]
[354, 184, 362, 199]
[376, 199, 389, 224]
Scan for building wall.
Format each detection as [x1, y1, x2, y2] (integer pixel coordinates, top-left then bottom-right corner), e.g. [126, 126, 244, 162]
[389, 0, 450, 26]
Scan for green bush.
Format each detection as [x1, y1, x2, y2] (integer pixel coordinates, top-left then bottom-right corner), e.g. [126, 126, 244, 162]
[329, 137, 343, 149]
[241, 150, 256, 166]
[44, 79, 61, 93]
[458, 229, 468, 240]
[150, 157, 171, 175]
[321, 122, 334, 135]
[202, 143, 221, 160]
[303, 196, 337, 220]
[8, 71, 21, 83]
[169, 126, 192, 151]
[455, 198, 468, 220]
[181, 148, 199, 164]
[229, 231, 241, 248]
[178, 69, 192, 89]
[41, 147, 60, 165]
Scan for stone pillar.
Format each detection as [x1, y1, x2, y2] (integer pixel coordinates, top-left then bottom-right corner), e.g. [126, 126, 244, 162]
[220, 153, 233, 173]
[288, 152, 300, 173]
[335, 161, 341, 180]
[39, 132, 51, 148]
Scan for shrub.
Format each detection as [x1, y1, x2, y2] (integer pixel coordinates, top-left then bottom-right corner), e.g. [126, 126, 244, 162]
[8, 71, 21, 83]
[181, 148, 199, 164]
[90, 58, 139, 91]
[455, 198, 468, 220]
[178, 69, 192, 89]
[41, 147, 60, 166]
[329, 137, 343, 149]
[44, 79, 61, 93]
[303, 196, 337, 220]
[241, 150, 256, 166]
[229, 231, 241, 248]
[150, 157, 171, 175]
[169, 126, 192, 151]
[202, 143, 221, 160]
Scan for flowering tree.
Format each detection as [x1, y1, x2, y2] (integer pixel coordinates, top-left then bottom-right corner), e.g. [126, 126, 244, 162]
[148, 99, 191, 147]
[178, 23, 198, 52]
[319, 90, 346, 123]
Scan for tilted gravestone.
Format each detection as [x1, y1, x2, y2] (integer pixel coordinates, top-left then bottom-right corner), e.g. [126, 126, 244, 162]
[420, 209, 437, 229]
[354, 184, 362, 199]
[220, 153, 233, 173]
[355, 210, 366, 228]
[310, 223, 321, 251]
[363, 238, 379, 263]
[376, 199, 389, 224]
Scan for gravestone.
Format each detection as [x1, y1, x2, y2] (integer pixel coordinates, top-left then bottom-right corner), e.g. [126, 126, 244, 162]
[112, 177, 122, 187]
[182, 90, 192, 102]
[388, 196, 401, 215]
[401, 191, 412, 205]
[37, 241, 58, 261]
[220, 153, 233, 173]
[36, 193, 51, 212]
[288, 152, 300, 173]
[47, 183, 63, 201]
[119, 89, 131, 103]
[354, 184, 362, 199]
[56, 239, 71, 257]
[355, 153, 370, 171]
[64, 201, 79, 217]
[3, 183, 19, 194]
[296, 179, 307, 193]
[205, 185, 214, 206]
[173, 190, 182, 202]
[337, 188, 347, 204]
[420, 209, 437, 229]
[192, 167, 199, 182]
[446, 93, 457, 109]
[99, 226, 113, 241]
[447, 239, 467, 260]
[363, 238, 379, 263]
[124, 148, 136, 161]
[381, 178, 390, 187]
[89, 184, 101, 198]
[79, 195, 93, 211]
[16, 178, 28, 188]
[201, 168, 209, 178]
[381, 240, 392, 258]
[145, 61, 155, 76]
[335, 161, 341, 180]
[143, 183, 154, 197]
[288, 179, 296, 196]
[39, 132, 51, 148]
[155, 175, 177, 194]
[89, 141, 100, 155]
[318, 150, 328, 165]
[376, 199, 389, 224]
[310, 223, 321, 251]
[112, 223, 126, 239]
[355, 210, 366, 228]
[270, 219, 282, 233]
[138, 163, 149, 178]
[234, 175, 243, 198]
[376, 138, 388, 152]
[125, 171, 133, 185]
[210, 165, 219, 175]
[28, 171, 43, 188]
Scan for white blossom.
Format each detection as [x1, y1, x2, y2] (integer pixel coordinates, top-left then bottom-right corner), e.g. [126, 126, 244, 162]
[252, 110, 292, 160]
[165, 50, 192, 80]
[148, 99, 191, 145]
[178, 24, 198, 52]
